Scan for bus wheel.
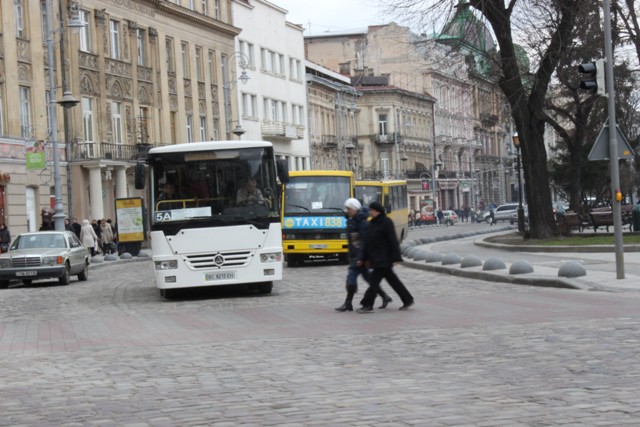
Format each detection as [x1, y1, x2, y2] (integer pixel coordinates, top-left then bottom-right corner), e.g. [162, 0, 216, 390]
[258, 282, 273, 294]
[160, 289, 176, 299]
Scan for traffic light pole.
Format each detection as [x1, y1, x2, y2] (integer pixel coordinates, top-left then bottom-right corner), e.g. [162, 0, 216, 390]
[603, 0, 625, 279]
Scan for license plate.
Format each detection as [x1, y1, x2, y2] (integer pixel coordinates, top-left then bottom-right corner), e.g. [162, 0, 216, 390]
[205, 271, 236, 281]
[310, 244, 328, 249]
[16, 271, 37, 277]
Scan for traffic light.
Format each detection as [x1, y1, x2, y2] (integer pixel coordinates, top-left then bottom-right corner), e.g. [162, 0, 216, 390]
[578, 59, 606, 96]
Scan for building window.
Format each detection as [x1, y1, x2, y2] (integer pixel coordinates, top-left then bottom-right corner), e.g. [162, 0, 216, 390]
[208, 51, 217, 83]
[212, 118, 219, 140]
[263, 98, 285, 123]
[289, 58, 301, 80]
[166, 38, 175, 73]
[188, 0, 195, 10]
[378, 114, 388, 135]
[201, 0, 208, 15]
[181, 42, 190, 77]
[15, 0, 26, 39]
[292, 104, 304, 125]
[82, 97, 94, 142]
[186, 114, 193, 142]
[79, 10, 91, 52]
[239, 40, 255, 67]
[241, 93, 257, 119]
[109, 20, 121, 60]
[199, 116, 207, 140]
[19, 86, 32, 139]
[137, 28, 146, 66]
[112, 101, 123, 144]
[138, 107, 150, 144]
[40, 2, 48, 44]
[195, 46, 203, 81]
[214, 0, 220, 19]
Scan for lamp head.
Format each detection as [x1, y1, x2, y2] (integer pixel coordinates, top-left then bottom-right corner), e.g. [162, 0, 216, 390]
[232, 125, 246, 137]
[512, 132, 520, 147]
[58, 91, 80, 109]
[239, 70, 250, 85]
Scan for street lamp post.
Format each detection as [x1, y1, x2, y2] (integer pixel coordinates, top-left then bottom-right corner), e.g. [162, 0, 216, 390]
[222, 52, 250, 140]
[44, 0, 83, 231]
[512, 132, 525, 233]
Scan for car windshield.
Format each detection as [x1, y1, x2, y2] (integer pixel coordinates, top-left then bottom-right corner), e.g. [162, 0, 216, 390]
[14, 234, 67, 249]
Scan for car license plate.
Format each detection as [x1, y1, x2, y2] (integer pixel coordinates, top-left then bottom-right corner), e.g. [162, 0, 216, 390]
[205, 271, 236, 281]
[310, 244, 327, 249]
[16, 271, 37, 277]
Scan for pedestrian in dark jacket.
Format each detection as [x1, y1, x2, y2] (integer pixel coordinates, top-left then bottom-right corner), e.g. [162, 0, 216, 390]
[0, 223, 11, 253]
[358, 201, 414, 313]
[335, 198, 392, 312]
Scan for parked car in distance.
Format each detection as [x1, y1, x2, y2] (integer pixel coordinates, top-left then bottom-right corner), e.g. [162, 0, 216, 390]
[0, 231, 90, 288]
[441, 210, 459, 225]
[482, 203, 526, 224]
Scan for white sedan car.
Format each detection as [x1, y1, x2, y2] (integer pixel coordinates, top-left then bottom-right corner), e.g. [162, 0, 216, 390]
[0, 231, 90, 288]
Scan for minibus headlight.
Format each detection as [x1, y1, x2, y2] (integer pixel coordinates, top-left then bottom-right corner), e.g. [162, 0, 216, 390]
[155, 260, 178, 270]
[260, 252, 282, 263]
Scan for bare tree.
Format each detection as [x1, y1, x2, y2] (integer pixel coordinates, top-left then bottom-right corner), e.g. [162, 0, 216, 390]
[380, 0, 589, 238]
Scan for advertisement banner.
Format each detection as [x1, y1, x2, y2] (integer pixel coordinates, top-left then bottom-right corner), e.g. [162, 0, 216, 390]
[419, 199, 435, 223]
[115, 198, 145, 242]
[25, 140, 46, 170]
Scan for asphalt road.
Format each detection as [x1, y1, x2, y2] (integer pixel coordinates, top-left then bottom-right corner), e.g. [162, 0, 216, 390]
[1, 226, 640, 426]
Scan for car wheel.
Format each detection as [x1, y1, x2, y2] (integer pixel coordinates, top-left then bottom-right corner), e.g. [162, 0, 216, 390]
[59, 263, 71, 286]
[77, 261, 89, 281]
[0, 280, 9, 289]
[258, 282, 273, 294]
[446, 220, 453, 226]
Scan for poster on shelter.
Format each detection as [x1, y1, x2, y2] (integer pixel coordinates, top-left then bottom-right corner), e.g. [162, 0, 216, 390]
[25, 140, 46, 170]
[115, 198, 145, 242]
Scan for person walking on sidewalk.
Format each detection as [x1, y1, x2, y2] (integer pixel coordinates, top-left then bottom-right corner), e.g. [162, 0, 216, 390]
[335, 198, 392, 312]
[358, 201, 414, 313]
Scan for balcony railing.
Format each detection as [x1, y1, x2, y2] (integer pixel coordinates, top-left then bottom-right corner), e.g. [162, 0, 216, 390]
[372, 132, 402, 145]
[72, 142, 157, 161]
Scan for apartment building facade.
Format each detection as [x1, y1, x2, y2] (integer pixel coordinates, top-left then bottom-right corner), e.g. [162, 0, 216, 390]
[0, 0, 241, 233]
[305, 19, 512, 212]
[231, 0, 310, 171]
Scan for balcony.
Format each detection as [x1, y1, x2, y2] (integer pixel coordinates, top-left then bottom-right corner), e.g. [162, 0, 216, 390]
[261, 121, 302, 141]
[372, 132, 402, 145]
[72, 142, 157, 162]
[322, 135, 337, 148]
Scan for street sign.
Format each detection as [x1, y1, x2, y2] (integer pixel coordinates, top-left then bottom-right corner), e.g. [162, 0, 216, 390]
[588, 119, 635, 161]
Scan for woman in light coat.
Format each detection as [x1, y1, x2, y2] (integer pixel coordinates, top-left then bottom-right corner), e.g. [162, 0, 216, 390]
[100, 220, 115, 254]
[79, 219, 98, 256]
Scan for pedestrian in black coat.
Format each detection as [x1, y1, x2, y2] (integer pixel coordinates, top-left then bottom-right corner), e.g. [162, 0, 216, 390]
[335, 198, 392, 312]
[357, 202, 414, 313]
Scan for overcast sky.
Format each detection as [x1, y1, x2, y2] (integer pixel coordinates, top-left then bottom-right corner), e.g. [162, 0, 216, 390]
[272, 0, 388, 36]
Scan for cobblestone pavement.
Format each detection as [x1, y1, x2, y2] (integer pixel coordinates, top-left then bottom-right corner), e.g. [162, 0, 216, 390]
[1, 257, 640, 426]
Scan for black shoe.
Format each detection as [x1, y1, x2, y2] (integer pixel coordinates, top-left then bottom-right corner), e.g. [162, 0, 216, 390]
[379, 296, 392, 309]
[356, 306, 374, 313]
[335, 303, 353, 312]
[399, 301, 414, 311]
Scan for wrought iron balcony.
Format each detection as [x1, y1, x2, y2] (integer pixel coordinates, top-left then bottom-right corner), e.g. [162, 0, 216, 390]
[72, 142, 158, 162]
[372, 132, 402, 145]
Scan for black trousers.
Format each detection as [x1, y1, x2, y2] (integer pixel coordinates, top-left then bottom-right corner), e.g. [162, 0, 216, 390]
[361, 267, 413, 308]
